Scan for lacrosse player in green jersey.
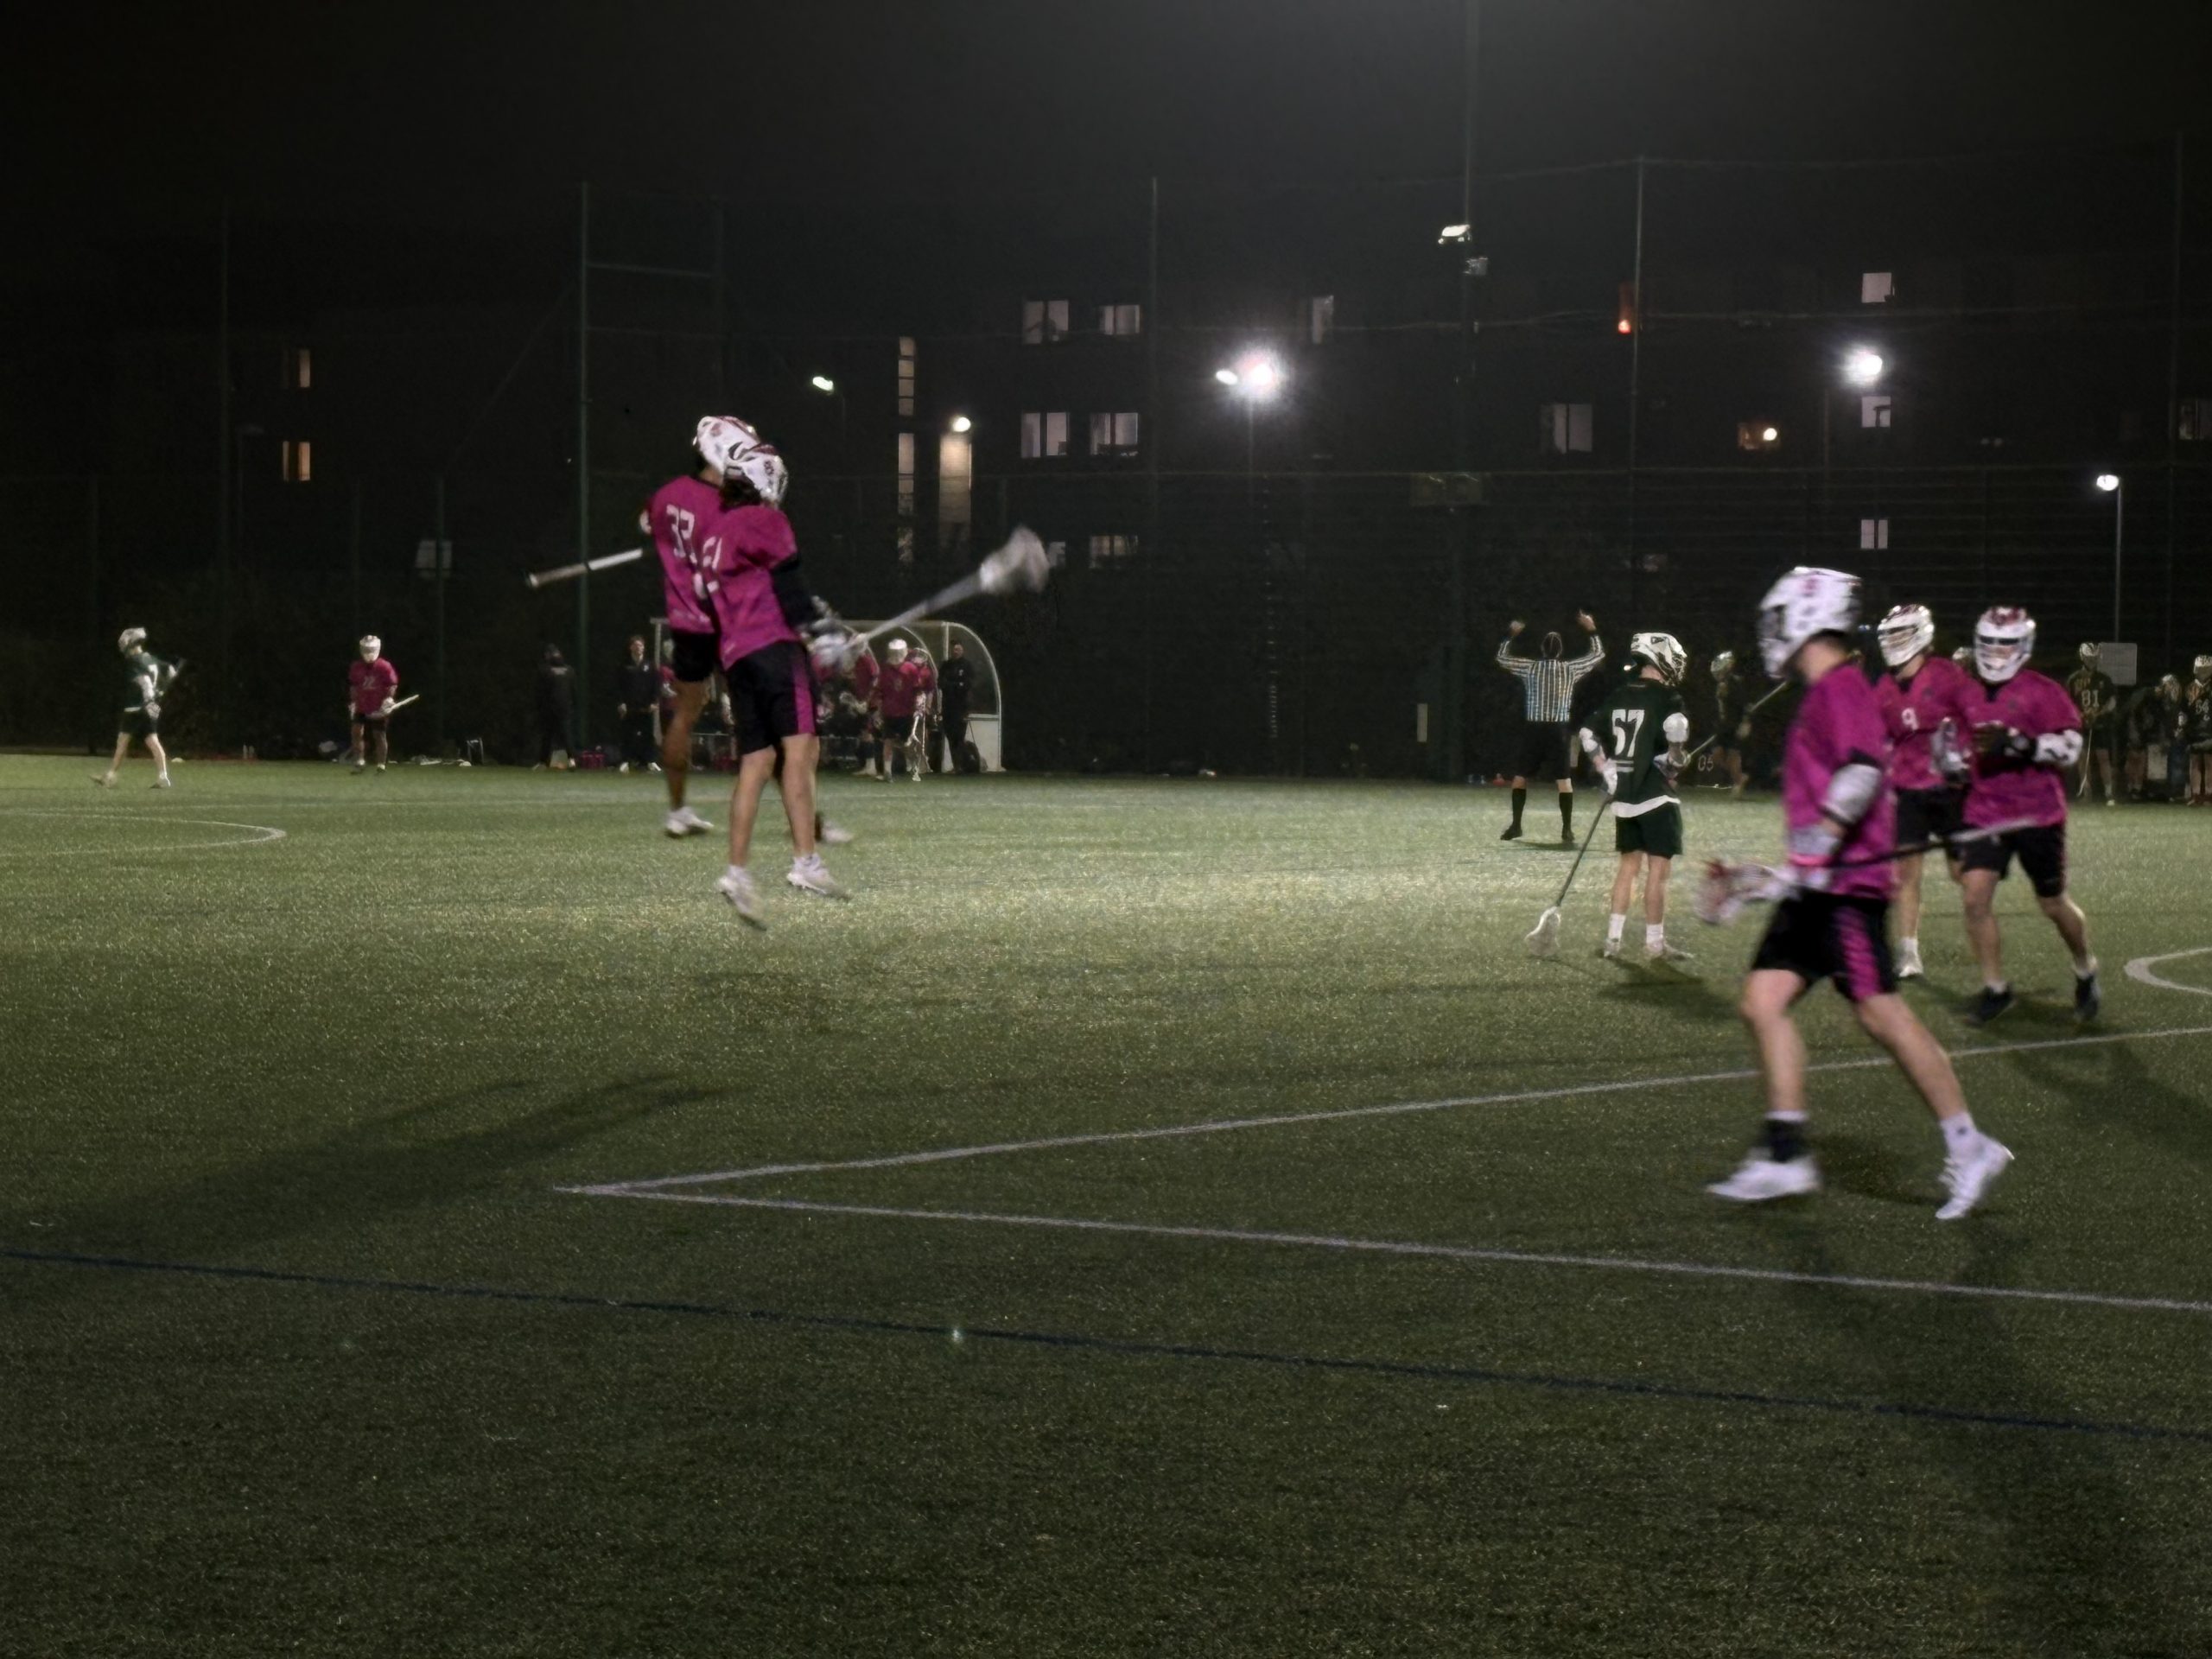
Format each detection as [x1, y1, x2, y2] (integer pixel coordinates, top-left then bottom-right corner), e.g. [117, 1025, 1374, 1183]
[1580, 632, 1693, 963]
[95, 627, 178, 789]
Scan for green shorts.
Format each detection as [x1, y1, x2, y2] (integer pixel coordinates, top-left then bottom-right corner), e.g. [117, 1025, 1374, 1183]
[1614, 802, 1681, 860]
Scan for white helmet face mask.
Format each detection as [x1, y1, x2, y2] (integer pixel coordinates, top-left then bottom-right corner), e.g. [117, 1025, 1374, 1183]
[693, 414, 765, 476]
[2079, 642, 2101, 666]
[118, 626, 147, 654]
[1710, 651, 1734, 677]
[359, 634, 381, 663]
[886, 639, 909, 663]
[1974, 607, 2036, 683]
[1629, 631, 1688, 686]
[1757, 567, 1861, 679]
[1876, 604, 1935, 669]
[729, 446, 789, 507]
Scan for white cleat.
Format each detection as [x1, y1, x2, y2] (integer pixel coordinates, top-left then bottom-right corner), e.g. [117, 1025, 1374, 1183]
[92, 774, 113, 788]
[1645, 939, 1694, 964]
[715, 868, 766, 929]
[1599, 938, 1623, 961]
[1897, 943, 1926, 981]
[1707, 1154, 1821, 1204]
[1936, 1136, 2013, 1221]
[664, 805, 715, 838]
[817, 818, 855, 846]
[150, 775, 173, 790]
[786, 854, 849, 899]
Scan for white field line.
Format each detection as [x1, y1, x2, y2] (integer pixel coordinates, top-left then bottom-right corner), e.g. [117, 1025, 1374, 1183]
[0, 811, 287, 855]
[2125, 950, 2212, 997]
[592, 1190, 2212, 1319]
[579, 1023, 2212, 1195]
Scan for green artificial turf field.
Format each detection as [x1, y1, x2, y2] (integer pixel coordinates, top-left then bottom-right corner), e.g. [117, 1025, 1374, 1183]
[4, 753, 2210, 1657]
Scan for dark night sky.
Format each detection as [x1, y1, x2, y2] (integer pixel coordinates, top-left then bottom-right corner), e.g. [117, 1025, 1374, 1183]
[12, 0, 2211, 232]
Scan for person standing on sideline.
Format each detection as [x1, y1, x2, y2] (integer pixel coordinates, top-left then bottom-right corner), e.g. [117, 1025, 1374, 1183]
[2064, 643, 2119, 807]
[1496, 611, 1605, 843]
[937, 639, 975, 772]
[346, 634, 399, 774]
[615, 635, 662, 774]
[536, 645, 577, 768]
[1707, 567, 2012, 1221]
[874, 638, 931, 783]
[95, 626, 177, 789]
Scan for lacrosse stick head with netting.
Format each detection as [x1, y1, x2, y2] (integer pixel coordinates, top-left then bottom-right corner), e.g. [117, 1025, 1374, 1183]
[1694, 861, 1781, 928]
[1525, 906, 1564, 958]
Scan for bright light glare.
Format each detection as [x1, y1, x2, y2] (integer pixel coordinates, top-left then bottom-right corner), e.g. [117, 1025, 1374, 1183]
[810, 375, 836, 393]
[1238, 354, 1285, 398]
[950, 415, 972, 434]
[2095, 473, 2120, 493]
[1214, 367, 1240, 385]
[1843, 348, 1885, 386]
[1762, 426, 1780, 443]
[1438, 222, 1471, 244]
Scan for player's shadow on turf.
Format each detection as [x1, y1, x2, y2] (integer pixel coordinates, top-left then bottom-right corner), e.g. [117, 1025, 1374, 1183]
[1806, 1131, 1926, 1208]
[2005, 1033, 2212, 1173]
[35, 1073, 709, 1266]
[1596, 975, 1735, 1023]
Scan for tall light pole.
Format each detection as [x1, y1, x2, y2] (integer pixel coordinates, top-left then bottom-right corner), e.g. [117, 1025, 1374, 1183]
[2097, 473, 2123, 639]
[1824, 346, 1885, 504]
[1217, 354, 1287, 768]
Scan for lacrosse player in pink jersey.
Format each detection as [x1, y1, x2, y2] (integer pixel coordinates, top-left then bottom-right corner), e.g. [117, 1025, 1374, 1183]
[692, 420, 848, 925]
[1954, 606, 2099, 1027]
[643, 422, 745, 838]
[1871, 604, 1979, 981]
[1706, 569, 2011, 1220]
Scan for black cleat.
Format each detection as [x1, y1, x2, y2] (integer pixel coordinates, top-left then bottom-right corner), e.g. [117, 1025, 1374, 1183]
[1500, 823, 1522, 841]
[2075, 970, 2101, 1023]
[1560, 828, 1575, 846]
[1965, 984, 2016, 1027]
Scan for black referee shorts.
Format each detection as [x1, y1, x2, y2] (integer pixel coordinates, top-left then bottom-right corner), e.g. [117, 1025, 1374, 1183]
[1516, 721, 1574, 782]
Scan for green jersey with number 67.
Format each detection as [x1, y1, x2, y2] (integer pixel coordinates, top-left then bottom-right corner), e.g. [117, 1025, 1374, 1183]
[1582, 677, 1688, 816]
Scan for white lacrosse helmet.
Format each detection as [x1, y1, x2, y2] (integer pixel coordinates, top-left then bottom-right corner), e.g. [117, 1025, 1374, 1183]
[359, 634, 381, 662]
[1629, 631, 1688, 685]
[727, 444, 789, 507]
[1973, 607, 2036, 683]
[1710, 650, 1734, 676]
[2196, 655, 2212, 683]
[885, 639, 909, 663]
[118, 626, 147, 653]
[2078, 641, 2101, 665]
[692, 414, 765, 476]
[1875, 603, 1935, 669]
[1757, 567, 1861, 678]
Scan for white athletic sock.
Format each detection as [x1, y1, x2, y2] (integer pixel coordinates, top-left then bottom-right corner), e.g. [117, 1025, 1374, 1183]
[2074, 953, 2098, 979]
[1942, 1113, 1980, 1150]
[1645, 923, 1666, 949]
[1901, 935, 1919, 955]
[1607, 913, 1627, 944]
[723, 862, 747, 882]
[1985, 978, 2009, 995]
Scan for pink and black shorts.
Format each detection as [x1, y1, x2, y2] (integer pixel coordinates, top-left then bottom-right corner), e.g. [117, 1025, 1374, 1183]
[1752, 893, 1897, 1003]
[725, 640, 817, 756]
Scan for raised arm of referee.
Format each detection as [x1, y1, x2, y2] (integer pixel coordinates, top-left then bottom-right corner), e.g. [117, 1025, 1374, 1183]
[1497, 611, 1604, 843]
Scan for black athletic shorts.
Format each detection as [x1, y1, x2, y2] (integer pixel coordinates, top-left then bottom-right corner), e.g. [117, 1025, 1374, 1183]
[1614, 803, 1682, 860]
[1516, 721, 1574, 781]
[1959, 822, 2068, 899]
[120, 708, 157, 739]
[1752, 893, 1897, 1003]
[727, 640, 817, 755]
[1895, 785, 1966, 855]
[670, 628, 719, 685]
[352, 711, 388, 730]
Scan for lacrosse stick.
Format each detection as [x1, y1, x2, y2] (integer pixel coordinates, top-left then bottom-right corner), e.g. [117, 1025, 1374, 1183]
[1694, 817, 2040, 927]
[1525, 799, 1612, 959]
[525, 547, 645, 590]
[382, 695, 422, 715]
[853, 527, 1051, 646]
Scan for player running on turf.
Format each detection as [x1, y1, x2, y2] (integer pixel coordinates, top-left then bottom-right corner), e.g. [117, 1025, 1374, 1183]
[95, 627, 177, 789]
[1496, 612, 1605, 843]
[1706, 568, 2012, 1220]
[645, 423, 738, 837]
[1580, 632, 1693, 963]
[346, 634, 399, 773]
[694, 419, 847, 925]
[1872, 604, 1977, 982]
[1955, 607, 2099, 1026]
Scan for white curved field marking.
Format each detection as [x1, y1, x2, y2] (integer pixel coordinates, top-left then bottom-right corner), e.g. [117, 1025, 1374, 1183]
[2124, 947, 2212, 997]
[0, 810, 288, 855]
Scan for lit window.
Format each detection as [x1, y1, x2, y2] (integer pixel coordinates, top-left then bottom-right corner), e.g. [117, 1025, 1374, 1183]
[280, 439, 313, 483]
[285, 346, 312, 390]
[1539, 404, 1592, 454]
[896, 432, 915, 518]
[1859, 517, 1890, 550]
[1088, 411, 1141, 456]
[1087, 534, 1137, 569]
[1100, 302, 1142, 336]
[897, 336, 916, 419]
[1861, 271, 1895, 304]
[1020, 412, 1071, 459]
[1737, 422, 1782, 453]
[1021, 300, 1070, 345]
[1861, 394, 1892, 429]
[1306, 296, 1334, 345]
[938, 432, 972, 536]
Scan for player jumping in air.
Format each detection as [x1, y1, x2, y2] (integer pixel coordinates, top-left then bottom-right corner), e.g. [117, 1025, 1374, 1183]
[1956, 607, 2099, 1026]
[1707, 568, 2012, 1219]
[694, 418, 847, 925]
[1872, 604, 1977, 982]
[1496, 611, 1605, 843]
[95, 627, 177, 789]
[1580, 632, 1693, 963]
[346, 634, 398, 772]
[645, 425, 734, 837]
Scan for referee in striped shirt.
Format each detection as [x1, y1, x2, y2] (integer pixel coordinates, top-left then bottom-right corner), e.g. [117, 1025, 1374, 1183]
[1497, 610, 1605, 843]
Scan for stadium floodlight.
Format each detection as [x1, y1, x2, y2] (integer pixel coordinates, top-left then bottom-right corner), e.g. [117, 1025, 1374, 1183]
[1236, 353, 1285, 400]
[810, 375, 836, 394]
[2096, 473, 2120, 493]
[1438, 222, 1471, 245]
[1762, 426, 1780, 443]
[950, 415, 973, 434]
[1213, 366, 1240, 386]
[1843, 348, 1885, 386]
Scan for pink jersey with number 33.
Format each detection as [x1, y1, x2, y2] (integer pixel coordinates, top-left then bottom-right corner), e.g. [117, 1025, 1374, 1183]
[645, 474, 721, 635]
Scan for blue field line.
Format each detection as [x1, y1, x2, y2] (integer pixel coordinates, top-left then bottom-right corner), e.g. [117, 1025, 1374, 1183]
[9, 1243, 2209, 1447]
